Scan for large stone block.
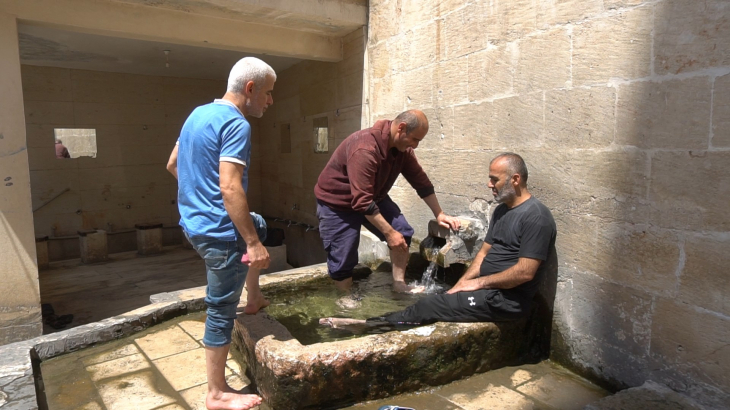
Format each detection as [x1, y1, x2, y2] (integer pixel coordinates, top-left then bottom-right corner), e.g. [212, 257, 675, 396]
[414, 150, 495, 200]
[436, 56, 469, 107]
[593, 224, 681, 294]
[419, 106, 454, 151]
[402, 22, 439, 71]
[570, 272, 654, 358]
[403, 65, 435, 109]
[440, 3, 489, 60]
[486, 0, 538, 42]
[650, 297, 730, 390]
[467, 43, 517, 102]
[573, 6, 653, 86]
[537, 0, 603, 28]
[649, 151, 730, 231]
[678, 234, 730, 316]
[453, 102, 494, 150]
[369, 39, 395, 79]
[399, 0, 440, 31]
[616, 77, 711, 150]
[370, 75, 405, 116]
[712, 74, 730, 147]
[515, 27, 571, 93]
[20, 65, 72, 102]
[544, 86, 616, 149]
[0, 209, 40, 305]
[524, 147, 650, 223]
[655, 0, 730, 75]
[603, 0, 648, 9]
[493, 92, 544, 149]
[552, 211, 598, 274]
[367, 0, 399, 43]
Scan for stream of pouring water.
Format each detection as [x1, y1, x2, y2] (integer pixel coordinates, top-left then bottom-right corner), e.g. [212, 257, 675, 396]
[417, 247, 444, 293]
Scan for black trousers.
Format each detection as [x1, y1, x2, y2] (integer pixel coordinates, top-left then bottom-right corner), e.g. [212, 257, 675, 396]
[369, 289, 528, 325]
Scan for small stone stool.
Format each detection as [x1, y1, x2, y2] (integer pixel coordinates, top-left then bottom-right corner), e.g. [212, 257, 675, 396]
[35, 236, 49, 270]
[78, 229, 108, 264]
[136, 223, 163, 255]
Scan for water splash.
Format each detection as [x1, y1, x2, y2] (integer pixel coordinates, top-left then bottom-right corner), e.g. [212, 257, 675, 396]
[413, 247, 445, 294]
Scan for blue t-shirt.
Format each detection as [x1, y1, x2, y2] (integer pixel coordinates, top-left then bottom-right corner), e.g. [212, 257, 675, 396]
[177, 100, 251, 240]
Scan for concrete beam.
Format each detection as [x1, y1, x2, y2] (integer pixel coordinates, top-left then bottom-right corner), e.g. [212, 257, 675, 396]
[0, 0, 344, 62]
[109, 0, 368, 36]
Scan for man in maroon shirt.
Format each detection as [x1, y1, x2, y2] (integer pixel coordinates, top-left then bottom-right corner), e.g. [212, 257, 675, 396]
[315, 109, 460, 294]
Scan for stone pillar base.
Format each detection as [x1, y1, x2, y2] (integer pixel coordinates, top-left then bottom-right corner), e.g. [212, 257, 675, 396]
[35, 236, 49, 270]
[136, 223, 163, 255]
[79, 230, 108, 264]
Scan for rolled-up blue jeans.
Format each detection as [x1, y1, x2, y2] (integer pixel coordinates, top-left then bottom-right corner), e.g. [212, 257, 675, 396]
[185, 213, 267, 347]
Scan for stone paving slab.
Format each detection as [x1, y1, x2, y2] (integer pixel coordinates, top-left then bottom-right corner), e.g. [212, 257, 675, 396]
[585, 380, 706, 410]
[344, 361, 607, 410]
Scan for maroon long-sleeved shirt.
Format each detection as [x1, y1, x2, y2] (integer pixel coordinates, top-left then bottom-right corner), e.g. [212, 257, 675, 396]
[314, 120, 435, 215]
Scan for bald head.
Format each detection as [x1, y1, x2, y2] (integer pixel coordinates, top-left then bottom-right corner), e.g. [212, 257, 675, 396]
[394, 109, 429, 135]
[390, 109, 429, 152]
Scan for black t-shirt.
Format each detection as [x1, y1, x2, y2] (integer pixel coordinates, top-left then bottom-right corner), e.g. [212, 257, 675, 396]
[480, 196, 557, 306]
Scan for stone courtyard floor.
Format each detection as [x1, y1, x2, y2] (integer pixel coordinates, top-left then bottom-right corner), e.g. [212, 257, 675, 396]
[41, 311, 609, 410]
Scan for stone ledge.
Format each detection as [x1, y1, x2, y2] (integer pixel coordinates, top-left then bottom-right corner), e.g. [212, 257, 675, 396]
[0, 298, 202, 409]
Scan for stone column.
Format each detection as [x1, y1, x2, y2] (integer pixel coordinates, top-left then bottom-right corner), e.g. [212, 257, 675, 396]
[79, 229, 108, 264]
[136, 223, 163, 255]
[0, 12, 42, 346]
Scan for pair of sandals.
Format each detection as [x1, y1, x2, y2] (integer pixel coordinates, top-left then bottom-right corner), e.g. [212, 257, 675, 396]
[42, 303, 74, 329]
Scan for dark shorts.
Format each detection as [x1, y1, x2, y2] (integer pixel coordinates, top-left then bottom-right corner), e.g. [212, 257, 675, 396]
[316, 196, 415, 281]
[372, 289, 530, 325]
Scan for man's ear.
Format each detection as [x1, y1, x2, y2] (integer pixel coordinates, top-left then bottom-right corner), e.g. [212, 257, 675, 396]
[245, 80, 256, 96]
[511, 174, 521, 186]
[397, 122, 407, 136]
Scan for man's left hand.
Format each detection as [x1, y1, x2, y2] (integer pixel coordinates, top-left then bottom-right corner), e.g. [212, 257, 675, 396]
[447, 279, 480, 294]
[437, 213, 461, 231]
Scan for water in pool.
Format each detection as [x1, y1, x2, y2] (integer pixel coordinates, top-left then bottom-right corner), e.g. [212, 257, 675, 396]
[264, 266, 448, 345]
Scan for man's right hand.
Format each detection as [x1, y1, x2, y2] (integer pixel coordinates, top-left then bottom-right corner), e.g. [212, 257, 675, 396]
[245, 242, 271, 269]
[385, 230, 408, 252]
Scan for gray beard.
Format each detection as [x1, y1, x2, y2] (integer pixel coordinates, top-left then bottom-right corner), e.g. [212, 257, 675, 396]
[494, 183, 516, 203]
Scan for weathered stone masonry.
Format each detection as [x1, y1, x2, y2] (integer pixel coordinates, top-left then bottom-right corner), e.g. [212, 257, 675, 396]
[367, 0, 730, 407]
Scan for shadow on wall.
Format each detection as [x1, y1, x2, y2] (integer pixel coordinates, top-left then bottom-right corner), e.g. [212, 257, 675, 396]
[0, 211, 42, 345]
[547, 0, 730, 406]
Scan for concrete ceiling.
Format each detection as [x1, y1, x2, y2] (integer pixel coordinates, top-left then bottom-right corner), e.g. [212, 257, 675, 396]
[18, 24, 303, 80]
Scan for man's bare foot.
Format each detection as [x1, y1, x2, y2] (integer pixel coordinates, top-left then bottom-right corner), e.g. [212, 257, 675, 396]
[242, 295, 270, 315]
[393, 281, 425, 294]
[336, 294, 362, 310]
[319, 317, 367, 328]
[206, 391, 262, 410]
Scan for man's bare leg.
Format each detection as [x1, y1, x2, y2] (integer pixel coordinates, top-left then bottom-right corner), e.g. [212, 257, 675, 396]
[242, 267, 269, 314]
[333, 277, 353, 292]
[319, 317, 367, 328]
[390, 246, 424, 293]
[205, 345, 262, 410]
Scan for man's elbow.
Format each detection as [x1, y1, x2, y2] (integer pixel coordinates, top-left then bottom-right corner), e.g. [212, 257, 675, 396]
[166, 162, 176, 174]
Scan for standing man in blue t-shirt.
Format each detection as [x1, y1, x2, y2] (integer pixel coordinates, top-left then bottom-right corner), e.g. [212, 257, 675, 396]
[166, 57, 275, 410]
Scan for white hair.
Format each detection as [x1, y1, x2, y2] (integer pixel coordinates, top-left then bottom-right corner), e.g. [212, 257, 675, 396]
[227, 57, 276, 94]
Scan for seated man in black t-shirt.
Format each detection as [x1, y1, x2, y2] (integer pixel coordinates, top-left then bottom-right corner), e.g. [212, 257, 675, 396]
[319, 152, 557, 328]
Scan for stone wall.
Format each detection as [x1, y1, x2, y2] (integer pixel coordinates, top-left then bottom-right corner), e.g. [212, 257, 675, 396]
[22, 66, 232, 259]
[367, 0, 730, 407]
[255, 28, 366, 265]
[0, 13, 42, 346]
